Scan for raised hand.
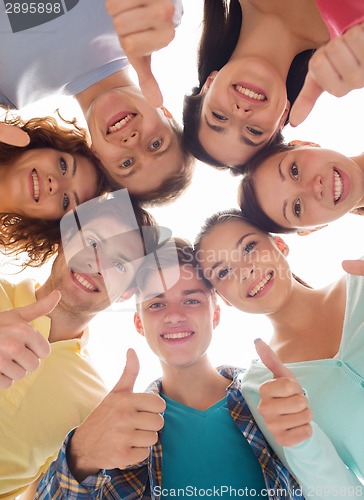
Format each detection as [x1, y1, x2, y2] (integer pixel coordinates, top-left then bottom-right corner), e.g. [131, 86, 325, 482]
[290, 22, 364, 126]
[0, 290, 61, 389]
[342, 259, 364, 276]
[68, 348, 166, 482]
[255, 339, 312, 447]
[0, 122, 30, 147]
[105, 0, 176, 107]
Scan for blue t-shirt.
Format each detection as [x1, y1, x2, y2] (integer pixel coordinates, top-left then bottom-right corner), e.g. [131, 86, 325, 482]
[160, 394, 266, 498]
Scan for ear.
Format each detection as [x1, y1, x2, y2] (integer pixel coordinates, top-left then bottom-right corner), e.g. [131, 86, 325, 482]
[134, 312, 145, 337]
[160, 106, 173, 119]
[116, 287, 137, 303]
[200, 71, 218, 94]
[278, 100, 291, 129]
[297, 225, 327, 236]
[213, 304, 221, 329]
[288, 140, 321, 148]
[273, 236, 289, 256]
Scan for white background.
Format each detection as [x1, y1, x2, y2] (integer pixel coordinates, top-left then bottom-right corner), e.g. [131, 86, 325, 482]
[3, 0, 363, 392]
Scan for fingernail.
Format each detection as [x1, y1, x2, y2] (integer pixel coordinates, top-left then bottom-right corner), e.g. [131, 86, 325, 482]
[254, 338, 261, 344]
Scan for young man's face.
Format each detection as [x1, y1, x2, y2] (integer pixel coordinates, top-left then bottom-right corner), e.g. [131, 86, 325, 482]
[134, 264, 220, 369]
[51, 214, 146, 314]
[86, 87, 184, 196]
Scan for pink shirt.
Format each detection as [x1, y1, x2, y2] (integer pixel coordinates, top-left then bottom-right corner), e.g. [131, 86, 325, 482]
[316, 0, 364, 38]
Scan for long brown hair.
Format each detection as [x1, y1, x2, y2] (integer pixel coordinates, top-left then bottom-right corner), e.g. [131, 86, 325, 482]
[0, 111, 110, 266]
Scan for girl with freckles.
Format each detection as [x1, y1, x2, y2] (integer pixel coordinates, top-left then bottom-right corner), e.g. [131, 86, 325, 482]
[195, 208, 364, 491]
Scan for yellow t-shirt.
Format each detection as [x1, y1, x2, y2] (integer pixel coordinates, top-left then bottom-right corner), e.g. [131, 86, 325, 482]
[0, 279, 107, 499]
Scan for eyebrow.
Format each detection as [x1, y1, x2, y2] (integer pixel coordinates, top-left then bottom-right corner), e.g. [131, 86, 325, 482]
[72, 156, 80, 206]
[278, 160, 289, 222]
[204, 115, 265, 148]
[143, 288, 207, 302]
[210, 232, 257, 272]
[115, 139, 174, 179]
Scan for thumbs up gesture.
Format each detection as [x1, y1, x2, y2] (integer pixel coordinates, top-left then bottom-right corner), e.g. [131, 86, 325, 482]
[290, 23, 364, 126]
[68, 348, 166, 482]
[105, 0, 176, 107]
[0, 122, 30, 147]
[255, 339, 313, 447]
[0, 290, 60, 389]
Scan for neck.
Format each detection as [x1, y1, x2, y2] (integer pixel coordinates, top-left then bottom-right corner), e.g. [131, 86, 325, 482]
[267, 278, 346, 362]
[160, 355, 229, 410]
[35, 280, 95, 343]
[234, 0, 328, 79]
[75, 68, 134, 116]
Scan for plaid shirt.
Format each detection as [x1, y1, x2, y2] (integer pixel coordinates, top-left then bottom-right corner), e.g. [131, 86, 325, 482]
[36, 366, 304, 500]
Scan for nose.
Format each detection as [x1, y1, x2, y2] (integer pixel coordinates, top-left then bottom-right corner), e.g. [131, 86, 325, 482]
[47, 174, 72, 195]
[163, 305, 187, 324]
[232, 102, 253, 117]
[121, 131, 140, 145]
[237, 265, 254, 283]
[304, 175, 323, 200]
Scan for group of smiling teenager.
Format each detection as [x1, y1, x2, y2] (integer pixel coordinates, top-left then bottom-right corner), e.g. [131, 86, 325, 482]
[0, 0, 364, 499]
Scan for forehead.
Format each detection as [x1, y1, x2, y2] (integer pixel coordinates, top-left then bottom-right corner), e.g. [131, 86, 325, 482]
[140, 264, 211, 301]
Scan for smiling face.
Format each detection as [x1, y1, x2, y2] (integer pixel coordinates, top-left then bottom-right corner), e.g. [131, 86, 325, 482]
[52, 214, 146, 313]
[134, 264, 220, 369]
[198, 219, 293, 314]
[86, 87, 184, 195]
[198, 59, 289, 167]
[0, 148, 98, 220]
[253, 146, 364, 230]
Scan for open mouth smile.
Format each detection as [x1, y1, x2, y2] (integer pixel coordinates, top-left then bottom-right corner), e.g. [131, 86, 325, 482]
[107, 113, 137, 134]
[233, 84, 267, 102]
[161, 331, 194, 341]
[333, 169, 343, 203]
[248, 272, 273, 297]
[31, 169, 40, 202]
[72, 271, 99, 292]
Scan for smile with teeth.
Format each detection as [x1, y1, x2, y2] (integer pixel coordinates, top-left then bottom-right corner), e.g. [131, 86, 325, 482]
[161, 331, 193, 340]
[234, 85, 266, 101]
[72, 271, 98, 292]
[32, 169, 40, 202]
[107, 113, 136, 134]
[248, 273, 273, 297]
[333, 169, 343, 203]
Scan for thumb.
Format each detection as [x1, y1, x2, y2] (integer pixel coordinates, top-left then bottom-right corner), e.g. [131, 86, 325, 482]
[17, 290, 61, 323]
[254, 338, 294, 379]
[342, 259, 364, 276]
[289, 73, 324, 127]
[113, 348, 140, 393]
[130, 55, 163, 108]
[0, 123, 30, 147]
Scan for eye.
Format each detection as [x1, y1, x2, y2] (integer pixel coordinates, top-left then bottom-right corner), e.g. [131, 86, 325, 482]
[247, 127, 263, 136]
[85, 237, 99, 249]
[149, 139, 163, 151]
[293, 199, 301, 217]
[149, 302, 164, 309]
[290, 163, 299, 180]
[119, 158, 134, 169]
[60, 158, 67, 175]
[212, 111, 227, 121]
[243, 241, 257, 254]
[113, 261, 127, 273]
[185, 299, 201, 305]
[217, 268, 230, 280]
[63, 193, 70, 211]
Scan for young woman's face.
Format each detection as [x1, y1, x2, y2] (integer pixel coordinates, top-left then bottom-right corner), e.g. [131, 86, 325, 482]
[1, 148, 98, 220]
[198, 59, 289, 167]
[198, 219, 293, 314]
[86, 87, 184, 195]
[253, 146, 364, 230]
